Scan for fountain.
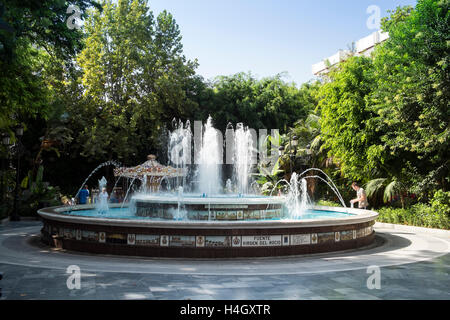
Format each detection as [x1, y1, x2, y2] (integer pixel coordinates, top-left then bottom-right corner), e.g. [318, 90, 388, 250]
[37, 117, 378, 258]
[197, 116, 222, 195]
[233, 123, 255, 195]
[96, 176, 109, 214]
[285, 173, 308, 220]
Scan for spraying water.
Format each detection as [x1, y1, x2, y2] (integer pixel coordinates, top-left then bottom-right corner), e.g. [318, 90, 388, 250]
[169, 119, 192, 191]
[302, 175, 347, 207]
[233, 123, 254, 195]
[197, 116, 221, 195]
[225, 179, 233, 193]
[285, 173, 308, 219]
[121, 176, 138, 208]
[176, 186, 186, 220]
[141, 175, 148, 194]
[96, 176, 109, 214]
[74, 160, 121, 202]
[298, 168, 346, 208]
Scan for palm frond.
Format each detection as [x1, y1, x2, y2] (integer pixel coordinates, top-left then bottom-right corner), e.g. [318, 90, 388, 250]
[383, 180, 402, 203]
[365, 178, 388, 198]
[310, 135, 322, 151]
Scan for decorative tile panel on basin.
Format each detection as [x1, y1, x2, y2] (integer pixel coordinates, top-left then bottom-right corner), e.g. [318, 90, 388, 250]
[205, 236, 232, 247]
[290, 234, 311, 246]
[169, 235, 196, 247]
[318, 232, 334, 244]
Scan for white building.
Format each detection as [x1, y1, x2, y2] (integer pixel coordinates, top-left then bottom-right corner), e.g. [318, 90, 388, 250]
[312, 30, 389, 76]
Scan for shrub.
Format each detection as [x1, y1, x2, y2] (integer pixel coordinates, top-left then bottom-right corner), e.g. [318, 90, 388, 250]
[430, 190, 450, 216]
[316, 200, 341, 207]
[377, 202, 450, 230]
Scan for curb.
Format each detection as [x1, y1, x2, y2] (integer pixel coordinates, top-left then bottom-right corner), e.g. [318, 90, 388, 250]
[374, 222, 450, 237]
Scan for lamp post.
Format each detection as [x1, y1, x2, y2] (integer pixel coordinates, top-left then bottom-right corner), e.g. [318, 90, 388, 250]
[278, 146, 285, 157]
[289, 135, 298, 176]
[1, 134, 10, 147]
[11, 125, 24, 221]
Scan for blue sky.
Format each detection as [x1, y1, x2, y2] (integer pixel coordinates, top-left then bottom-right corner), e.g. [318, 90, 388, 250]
[148, 0, 417, 86]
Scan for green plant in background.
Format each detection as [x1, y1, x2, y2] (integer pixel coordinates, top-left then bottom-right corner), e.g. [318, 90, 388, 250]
[19, 165, 61, 216]
[255, 160, 284, 196]
[0, 167, 15, 219]
[254, 130, 284, 195]
[377, 190, 450, 230]
[365, 176, 410, 209]
[317, 0, 449, 199]
[430, 190, 450, 216]
[316, 200, 341, 207]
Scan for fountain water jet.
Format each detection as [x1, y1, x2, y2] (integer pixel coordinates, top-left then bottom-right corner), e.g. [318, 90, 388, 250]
[197, 116, 222, 195]
[233, 123, 255, 195]
[298, 168, 346, 208]
[96, 176, 109, 214]
[169, 119, 192, 191]
[73, 160, 121, 203]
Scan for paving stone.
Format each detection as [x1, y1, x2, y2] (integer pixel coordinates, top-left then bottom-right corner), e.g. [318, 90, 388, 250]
[0, 222, 449, 300]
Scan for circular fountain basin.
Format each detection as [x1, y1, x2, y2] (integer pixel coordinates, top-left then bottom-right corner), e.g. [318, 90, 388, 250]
[132, 194, 286, 220]
[37, 200, 378, 258]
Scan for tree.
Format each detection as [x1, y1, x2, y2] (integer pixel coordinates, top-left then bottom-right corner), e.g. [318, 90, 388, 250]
[198, 72, 312, 133]
[72, 0, 199, 162]
[317, 0, 449, 205]
[317, 56, 379, 181]
[370, 0, 450, 193]
[0, 0, 101, 132]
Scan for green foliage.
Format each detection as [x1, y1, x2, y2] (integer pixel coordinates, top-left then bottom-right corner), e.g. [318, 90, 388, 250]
[317, 0, 449, 196]
[365, 176, 410, 208]
[370, 0, 449, 190]
[377, 203, 450, 230]
[0, 0, 101, 133]
[430, 190, 450, 216]
[317, 56, 378, 180]
[254, 131, 285, 196]
[0, 39, 51, 132]
[72, 0, 199, 162]
[316, 200, 341, 207]
[0, 0, 101, 62]
[376, 189, 450, 229]
[198, 73, 314, 133]
[19, 165, 61, 216]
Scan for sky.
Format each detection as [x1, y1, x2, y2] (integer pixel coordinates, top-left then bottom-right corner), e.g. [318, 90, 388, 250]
[147, 0, 417, 86]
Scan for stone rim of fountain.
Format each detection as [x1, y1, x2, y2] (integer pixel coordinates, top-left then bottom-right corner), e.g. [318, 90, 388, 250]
[38, 204, 378, 229]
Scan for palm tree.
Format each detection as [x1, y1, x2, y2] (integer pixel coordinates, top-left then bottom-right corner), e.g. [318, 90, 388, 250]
[284, 113, 341, 200]
[365, 177, 409, 209]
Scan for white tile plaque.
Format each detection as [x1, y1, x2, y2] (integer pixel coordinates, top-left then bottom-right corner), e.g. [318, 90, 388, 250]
[135, 235, 159, 246]
[241, 235, 282, 247]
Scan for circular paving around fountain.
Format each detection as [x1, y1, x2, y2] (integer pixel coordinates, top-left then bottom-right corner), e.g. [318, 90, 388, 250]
[37, 203, 378, 258]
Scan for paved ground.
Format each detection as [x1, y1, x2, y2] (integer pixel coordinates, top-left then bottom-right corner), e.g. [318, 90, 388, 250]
[0, 221, 448, 300]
